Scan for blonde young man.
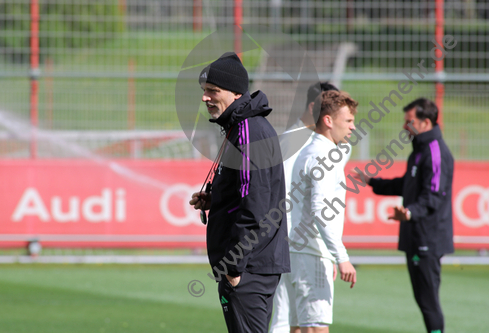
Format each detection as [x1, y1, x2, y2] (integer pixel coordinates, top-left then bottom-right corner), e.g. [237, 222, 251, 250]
[286, 90, 357, 333]
[270, 82, 352, 333]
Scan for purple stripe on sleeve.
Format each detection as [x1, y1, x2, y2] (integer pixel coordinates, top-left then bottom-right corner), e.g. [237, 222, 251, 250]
[429, 140, 441, 192]
[227, 206, 239, 214]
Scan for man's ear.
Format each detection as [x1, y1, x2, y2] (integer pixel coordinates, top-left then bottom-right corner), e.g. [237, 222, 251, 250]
[233, 93, 242, 100]
[322, 114, 333, 129]
[307, 101, 315, 114]
[421, 117, 432, 130]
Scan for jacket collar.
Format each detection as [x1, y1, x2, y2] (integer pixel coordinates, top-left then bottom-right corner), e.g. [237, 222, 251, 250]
[209, 90, 272, 131]
[209, 92, 251, 131]
[412, 124, 442, 149]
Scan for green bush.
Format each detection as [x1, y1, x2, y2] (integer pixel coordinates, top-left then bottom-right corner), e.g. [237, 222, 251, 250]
[0, 0, 125, 63]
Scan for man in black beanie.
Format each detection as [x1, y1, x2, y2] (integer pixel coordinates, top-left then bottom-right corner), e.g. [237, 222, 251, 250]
[189, 52, 291, 333]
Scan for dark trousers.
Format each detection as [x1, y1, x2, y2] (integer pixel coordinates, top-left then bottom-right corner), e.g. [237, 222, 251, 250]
[406, 252, 444, 333]
[218, 272, 280, 333]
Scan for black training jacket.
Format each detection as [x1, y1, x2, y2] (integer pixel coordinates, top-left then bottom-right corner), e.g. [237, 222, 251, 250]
[369, 125, 454, 256]
[206, 90, 290, 278]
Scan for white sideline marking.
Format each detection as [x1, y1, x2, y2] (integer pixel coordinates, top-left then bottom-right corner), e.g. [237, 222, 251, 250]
[1, 255, 488, 265]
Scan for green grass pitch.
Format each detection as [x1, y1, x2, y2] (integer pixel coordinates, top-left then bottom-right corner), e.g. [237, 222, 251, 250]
[0, 264, 487, 333]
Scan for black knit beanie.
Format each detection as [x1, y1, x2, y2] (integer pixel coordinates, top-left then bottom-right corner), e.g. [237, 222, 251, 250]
[198, 52, 248, 94]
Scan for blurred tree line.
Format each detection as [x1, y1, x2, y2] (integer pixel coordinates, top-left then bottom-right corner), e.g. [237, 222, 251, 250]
[0, 0, 125, 63]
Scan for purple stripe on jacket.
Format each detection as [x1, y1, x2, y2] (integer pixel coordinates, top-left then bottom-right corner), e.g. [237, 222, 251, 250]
[429, 140, 441, 192]
[238, 120, 251, 198]
[415, 152, 422, 165]
[239, 122, 244, 197]
[227, 205, 239, 214]
[245, 119, 250, 196]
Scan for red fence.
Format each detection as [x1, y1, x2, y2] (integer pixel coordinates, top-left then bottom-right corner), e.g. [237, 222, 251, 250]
[1, 160, 488, 249]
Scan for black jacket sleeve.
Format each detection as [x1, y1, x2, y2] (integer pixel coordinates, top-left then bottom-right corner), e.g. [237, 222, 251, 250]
[369, 177, 404, 196]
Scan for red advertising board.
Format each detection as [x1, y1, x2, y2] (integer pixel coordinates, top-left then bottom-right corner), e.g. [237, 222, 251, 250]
[0, 160, 211, 248]
[0, 160, 488, 249]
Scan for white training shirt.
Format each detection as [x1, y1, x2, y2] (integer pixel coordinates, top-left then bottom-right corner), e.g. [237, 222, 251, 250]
[288, 132, 350, 263]
[280, 119, 314, 235]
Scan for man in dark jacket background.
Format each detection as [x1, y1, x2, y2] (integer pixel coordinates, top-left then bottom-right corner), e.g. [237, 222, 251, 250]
[189, 52, 290, 333]
[354, 98, 454, 333]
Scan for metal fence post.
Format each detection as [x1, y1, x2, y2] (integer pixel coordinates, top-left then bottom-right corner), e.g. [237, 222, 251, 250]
[30, 0, 40, 159]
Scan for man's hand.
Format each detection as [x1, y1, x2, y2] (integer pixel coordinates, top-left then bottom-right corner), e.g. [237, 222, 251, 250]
[338, 261, 356, 288]
[350, 168, 371, 185]
[333, 263, 337, 281]
[189, 191, 211, 211]
[388, 206, 410, 221]
[226, 275, 241, 287]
